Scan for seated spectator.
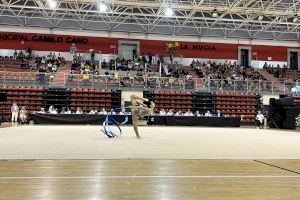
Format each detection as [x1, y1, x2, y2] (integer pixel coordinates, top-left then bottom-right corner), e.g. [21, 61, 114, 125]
[60, 107, 66, 114]
[215, 110, 222, 117]
[49, 108, 58, 114]
[48, 105, 55, 113]
[65, 108, 72, 114]
[159, 109, 166, 116]
[19, 106, 28, 124]
[37, 107, 46, 114]
[195, 111, 202, 117]
[204, 111, 212, 117]
[184, 109, 194, 116]
[166, 109, 174, 116]
[99, 108, 107, 115]
[120, 108, 131, 115]
[110, 109, 116, 115]
[89, 109, 96, 114]
[255, 111, 265, 129]
[76, 107, 83, 114]
[174, 110, 182, 116]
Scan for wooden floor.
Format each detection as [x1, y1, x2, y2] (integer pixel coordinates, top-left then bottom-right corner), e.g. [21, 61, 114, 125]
[0, 160, 300, 199]
[1, 126, 300, 159]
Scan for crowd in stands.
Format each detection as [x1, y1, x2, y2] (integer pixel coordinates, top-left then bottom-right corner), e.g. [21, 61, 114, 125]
[8, 49, 65, 73]
[191, 60, 263, 81]
[263, 62, 288, 78]
[190, 60, 273, 91]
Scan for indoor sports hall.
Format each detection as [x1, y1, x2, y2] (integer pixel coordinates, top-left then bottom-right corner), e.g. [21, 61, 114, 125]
[0, 0, 300, 199]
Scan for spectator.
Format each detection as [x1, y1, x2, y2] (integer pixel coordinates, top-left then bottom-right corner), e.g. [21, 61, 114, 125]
[205, 111, 212, 117]
[48, 105, 54, 113]
[11, 101, 19, 124]
[65, 108, 72, 114]
[215, 110, 222, 117]
[166, 109, 174, 116]
[49, 107, 58, 114]
[89, 108, 96, 114]
[37, 108, 46, 114]
[99, 108, 107, 115]
[195, 111, 202, 117]
[76, 107, 83, 114]
[255, 111, 265, 129]
[174, 110, 182, 116]
[60, 107, 66, 114]
[184, 109, 194, 116]
[13, 50, 18, 59]
[19, 106, 28, 124]
[159, 109, 166, 116]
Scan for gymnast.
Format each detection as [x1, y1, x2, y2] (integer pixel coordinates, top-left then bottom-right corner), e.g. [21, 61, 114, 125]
[129, 95, 155, 139]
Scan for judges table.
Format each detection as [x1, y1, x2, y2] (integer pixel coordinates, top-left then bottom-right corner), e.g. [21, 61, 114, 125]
[31, 114, 240, 127]
[31, 114, 132, 125]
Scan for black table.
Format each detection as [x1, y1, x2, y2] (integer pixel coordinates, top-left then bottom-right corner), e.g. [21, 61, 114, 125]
[31, 114, 240, 127]
[31, 114, 132, 125]
[165, 116, 240, 127]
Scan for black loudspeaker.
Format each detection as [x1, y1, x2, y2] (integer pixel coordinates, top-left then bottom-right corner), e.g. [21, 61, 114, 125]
[279, 94, 291, 98]
[0, 92, 7, 101]
[278, 97, 294, 106]
[268, 98, 281, 128]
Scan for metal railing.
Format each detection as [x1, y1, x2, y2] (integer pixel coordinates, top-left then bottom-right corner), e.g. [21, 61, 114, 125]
[0, 70, 297, 94]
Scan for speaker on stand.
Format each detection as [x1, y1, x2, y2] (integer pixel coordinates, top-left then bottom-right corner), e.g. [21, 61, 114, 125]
[268, 98, 279, 128]
[0, 92, 7, 124]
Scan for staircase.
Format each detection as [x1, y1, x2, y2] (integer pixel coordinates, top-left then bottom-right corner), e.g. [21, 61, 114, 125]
[51, 62, 71, 87]
[256, 69, 287, 92]
[186, 66, 204, 91]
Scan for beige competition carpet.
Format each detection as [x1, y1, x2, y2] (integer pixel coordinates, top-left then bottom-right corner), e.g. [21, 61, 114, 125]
[0, 125, 300, 159]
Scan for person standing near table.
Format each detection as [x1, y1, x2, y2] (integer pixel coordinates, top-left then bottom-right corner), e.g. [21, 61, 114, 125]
[255, 111, 265, 129]
[19, 106, 28, 124]
[11, 101, 19, 125]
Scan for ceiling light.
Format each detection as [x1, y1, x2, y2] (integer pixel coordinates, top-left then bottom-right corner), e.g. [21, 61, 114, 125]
[212, 12, 218, 18]
[212, 8, 218, 18]
[258, 15, 264, 21]
[48, 0, 57, 9]
[98, 2, 107, 13]
[293, 17, 298, 23]
[164, 7, 174, 17]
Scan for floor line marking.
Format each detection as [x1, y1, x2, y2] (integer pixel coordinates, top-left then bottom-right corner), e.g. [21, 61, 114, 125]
[0, 175, 300, 179]
[254, 160, 300, 175]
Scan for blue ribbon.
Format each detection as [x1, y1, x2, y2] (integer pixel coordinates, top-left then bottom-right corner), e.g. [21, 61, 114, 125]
[101, 112, 128, 138]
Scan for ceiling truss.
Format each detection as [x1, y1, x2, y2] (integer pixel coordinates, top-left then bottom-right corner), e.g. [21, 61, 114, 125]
[0, 0, 299, 41]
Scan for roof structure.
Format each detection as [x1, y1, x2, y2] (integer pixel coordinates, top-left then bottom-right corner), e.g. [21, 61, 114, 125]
[0, 0, 299, 41]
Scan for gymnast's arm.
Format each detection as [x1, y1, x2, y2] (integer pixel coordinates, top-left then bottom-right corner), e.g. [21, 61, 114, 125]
[129, 105, 149, 111]
[130, 95, 148, 103]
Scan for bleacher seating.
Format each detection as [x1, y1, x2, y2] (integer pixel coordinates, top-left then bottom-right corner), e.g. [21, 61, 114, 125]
[0, 58, 21, 71]
[147, 90, 193, 112]
[70, 88, 121, 112]
[144, 90, 261, 122]
[285, 70, 300, 80]
[0, 85, 44, 121]
[216, 92, 261, 122]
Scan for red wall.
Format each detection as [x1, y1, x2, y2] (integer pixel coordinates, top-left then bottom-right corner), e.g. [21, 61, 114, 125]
[0, 31, 296, 61]
[251, 45, 288, 61]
